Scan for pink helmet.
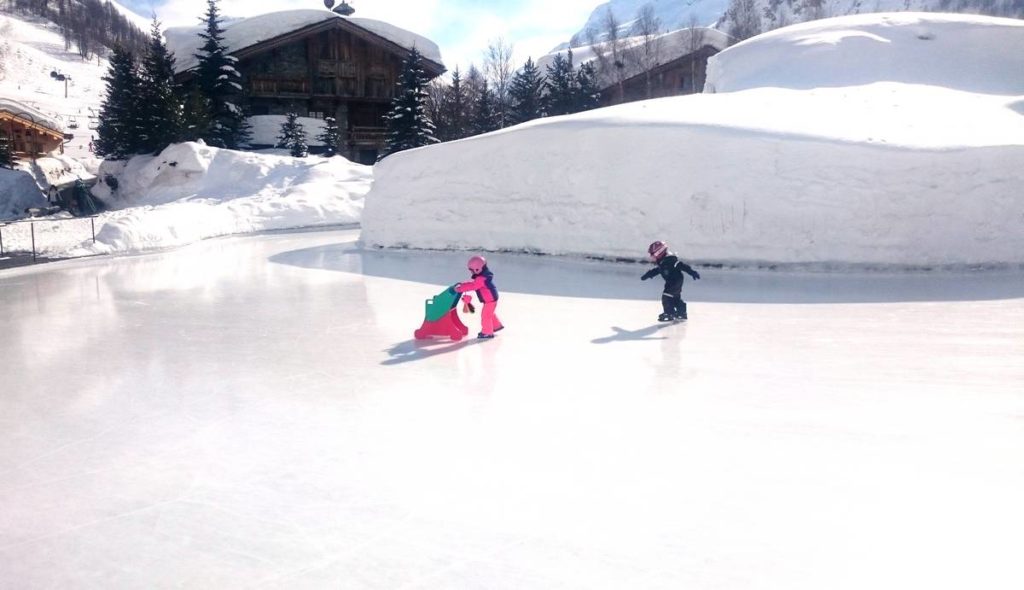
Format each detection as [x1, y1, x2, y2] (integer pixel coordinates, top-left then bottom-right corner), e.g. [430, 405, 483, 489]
[467, 255, 487, 273]
[648, 240, 668, 261]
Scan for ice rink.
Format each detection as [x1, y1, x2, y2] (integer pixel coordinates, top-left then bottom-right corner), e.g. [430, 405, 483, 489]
[2, 228, 1023, 588]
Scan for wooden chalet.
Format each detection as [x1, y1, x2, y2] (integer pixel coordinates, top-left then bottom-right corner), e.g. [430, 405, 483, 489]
[599, 44, 721, 107]
[170, 10, 445, 164]
[0, 99, 65, 158]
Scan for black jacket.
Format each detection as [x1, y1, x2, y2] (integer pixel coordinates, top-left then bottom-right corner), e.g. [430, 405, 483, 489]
[642, 254, 699, 293]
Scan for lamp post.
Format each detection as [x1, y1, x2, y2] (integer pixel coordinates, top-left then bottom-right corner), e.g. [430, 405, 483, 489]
[50, 70, 71, 99]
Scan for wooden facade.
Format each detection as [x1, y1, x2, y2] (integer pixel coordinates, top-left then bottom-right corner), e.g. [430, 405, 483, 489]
[598, 45, 720, 107]
[177, 19, 445, 164]
[0, 108, 64, 158]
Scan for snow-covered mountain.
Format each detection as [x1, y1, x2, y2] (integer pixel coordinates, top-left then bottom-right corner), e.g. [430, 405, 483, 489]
[566, 0, 1024, 47]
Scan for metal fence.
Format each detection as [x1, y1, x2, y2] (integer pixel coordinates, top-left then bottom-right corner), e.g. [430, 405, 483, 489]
[0, 216, 98, 263]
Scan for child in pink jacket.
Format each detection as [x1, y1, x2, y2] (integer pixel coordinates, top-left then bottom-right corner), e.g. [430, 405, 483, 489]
[454, 255, 503, 339]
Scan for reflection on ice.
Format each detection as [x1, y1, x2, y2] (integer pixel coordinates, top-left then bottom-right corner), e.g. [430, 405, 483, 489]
[270, 241, 1024, 303]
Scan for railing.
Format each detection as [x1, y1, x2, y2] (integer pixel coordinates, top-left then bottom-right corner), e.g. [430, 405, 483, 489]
[0, 216, 99, 264]
[350, 126, 385, 146]
[317, 60, 357, 77]
[249, 77, 310, 96]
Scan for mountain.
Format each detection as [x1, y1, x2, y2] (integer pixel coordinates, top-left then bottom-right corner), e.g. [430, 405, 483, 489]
[566, 0, 1024, 47]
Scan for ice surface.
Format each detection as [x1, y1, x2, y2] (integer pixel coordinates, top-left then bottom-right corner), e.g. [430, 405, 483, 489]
[2, 228, 1023, 588]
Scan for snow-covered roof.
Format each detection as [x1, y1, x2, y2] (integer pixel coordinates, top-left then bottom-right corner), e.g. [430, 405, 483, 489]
[0, 98, 64, 134]
[537, 27, 729, 90]
[165, 9, 444, 74]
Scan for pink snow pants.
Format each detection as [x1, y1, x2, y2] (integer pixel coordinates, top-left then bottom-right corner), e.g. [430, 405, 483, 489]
[481, 302, 503, 336]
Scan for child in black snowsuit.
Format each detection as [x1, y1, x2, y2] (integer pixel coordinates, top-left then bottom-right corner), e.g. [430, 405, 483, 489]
[641, 240, 700, 321]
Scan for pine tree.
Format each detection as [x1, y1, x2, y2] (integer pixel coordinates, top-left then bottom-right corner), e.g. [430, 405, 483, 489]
[194, 0, 250, 149]
[438, 67, 469, 141]
[575, 62, 602, 112]
[381, 47, 439, 158]
[470, 80, 499, 136]
[95, 45, 143, 159]
[316, 116, 344, 157]
[179, 88, 212, 143]
[508, 57, 545, 124]
[0, 131, 17, 169]
[277, 113, 308, 158]
[137, 19, 182, 154]
[544, 50, 578, 117]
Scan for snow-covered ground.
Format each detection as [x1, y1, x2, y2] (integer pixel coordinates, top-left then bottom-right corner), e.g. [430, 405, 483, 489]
[1, 228, 1022, 587]
[363, 13, 1024, 268]
[0, 142, 371, 258]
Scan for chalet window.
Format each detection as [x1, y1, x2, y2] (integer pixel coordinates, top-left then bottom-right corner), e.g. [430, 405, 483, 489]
[309, 111, 324, 119]
[315, 77, 335, 94]
[679, 75, 688, 92]
[339, 77, 357, 96]
[365, 76, 387, 98]
[318, 31, 334, 59]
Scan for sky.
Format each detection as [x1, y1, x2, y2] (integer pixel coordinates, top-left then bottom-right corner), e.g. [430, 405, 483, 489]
[121, 0, 602, 72]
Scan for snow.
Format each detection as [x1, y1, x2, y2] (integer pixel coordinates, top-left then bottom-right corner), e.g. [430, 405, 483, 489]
[56, 142, 371, 255]
[0, 12, 110, 159]
[1, 228, 1022, 587]
[0, 168, 45, 219]
[362, 13, 1024, 267]
[704, 12, 1024, 95]
[165, 9, 444, 74]
[0, 97, 64, 132]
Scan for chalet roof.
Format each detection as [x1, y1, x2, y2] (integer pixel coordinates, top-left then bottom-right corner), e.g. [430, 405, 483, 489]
[536, 27, 730, 92]
[0, 98, 64, 136]
[165, 9, 445, 75]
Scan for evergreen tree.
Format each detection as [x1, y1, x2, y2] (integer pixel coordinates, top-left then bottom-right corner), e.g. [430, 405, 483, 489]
[508, 57, 545, 124]
[470, 80, 499, 136]
[95, 45, 142, 159]
[575, 62, 602, 112]
[381, 47, 439, 158]
[0, 131, 17, 169]
[316, 116, 344, 157]
[438, 67, 470, 141]
[179, 88, 212, 143]
[276, 113, 309, 158]
[194, 0, 250, 149]
[137, 19, 182, 154]
[544, 50, 578, 117]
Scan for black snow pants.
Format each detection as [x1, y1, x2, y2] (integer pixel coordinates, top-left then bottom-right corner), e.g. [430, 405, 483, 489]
[662, 291, 687, 317]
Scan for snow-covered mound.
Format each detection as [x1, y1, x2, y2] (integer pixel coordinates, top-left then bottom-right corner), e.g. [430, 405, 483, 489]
[0, 168, 46, 219]
[705, 12, 1024, 94]
[362, 13, 1024, 267]
[165, 9, 444, 74]
[73, 142, 371, 255]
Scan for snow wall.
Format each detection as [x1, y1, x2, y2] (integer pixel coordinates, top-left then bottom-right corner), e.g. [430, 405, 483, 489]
[362, 13, 1024, 267]
[360, 111, 1024, 267]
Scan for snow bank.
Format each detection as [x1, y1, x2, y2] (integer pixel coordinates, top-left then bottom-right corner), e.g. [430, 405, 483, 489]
[705, 12, 1024, 95]
[362, 13, 1024, 267]
[0, 168, 45, 220]
[69, 142, 371, 256]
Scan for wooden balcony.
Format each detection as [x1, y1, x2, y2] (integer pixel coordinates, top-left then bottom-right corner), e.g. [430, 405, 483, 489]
[249, 77, 310, 97]
[317, 60, 357, 77]
[350, 126, 385, 147]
